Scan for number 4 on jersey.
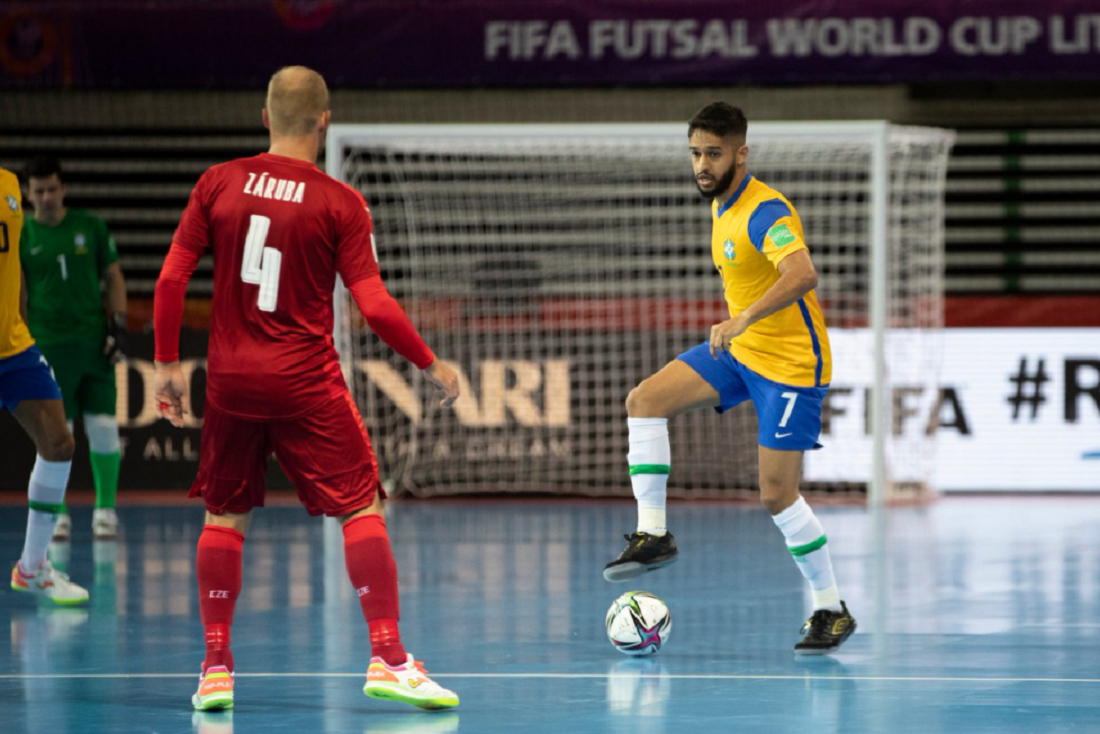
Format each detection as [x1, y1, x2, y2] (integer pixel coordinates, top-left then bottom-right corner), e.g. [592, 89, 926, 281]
[240, 214, 282, 312]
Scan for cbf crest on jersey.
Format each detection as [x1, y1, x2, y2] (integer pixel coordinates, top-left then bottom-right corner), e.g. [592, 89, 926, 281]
[723, 238, 736, 262]
[5, 196, 18, 212]
[74, 233, 88, 254]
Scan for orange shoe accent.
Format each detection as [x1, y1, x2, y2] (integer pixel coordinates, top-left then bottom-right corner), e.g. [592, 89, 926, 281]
[367, 663, 399, 684]
[11, 563, 53, 591]
[192, 665, 234, 711]
[11, 564, 32, 591]
[199, 671, 233, 696]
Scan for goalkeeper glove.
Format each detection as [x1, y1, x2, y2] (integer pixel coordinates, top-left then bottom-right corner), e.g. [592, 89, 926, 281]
[104, 313, 128, 363]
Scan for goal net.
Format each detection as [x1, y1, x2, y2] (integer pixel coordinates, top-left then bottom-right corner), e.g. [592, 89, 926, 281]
[328, 123, 954, 503]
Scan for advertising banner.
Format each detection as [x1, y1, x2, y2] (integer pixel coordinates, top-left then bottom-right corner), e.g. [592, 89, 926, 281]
[4, 1, 1100, 89]
[1, 327, 1096, 493]
[807, 328, 1100, 491]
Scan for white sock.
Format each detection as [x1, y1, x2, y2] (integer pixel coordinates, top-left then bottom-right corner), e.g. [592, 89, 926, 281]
[20, 456, 71, 571]
[772, 496, 841, 612]
[627, 417, 670, 536]
[84, 413, 121, 453]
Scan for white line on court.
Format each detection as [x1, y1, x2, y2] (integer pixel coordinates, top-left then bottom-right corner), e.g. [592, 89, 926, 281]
[1, 673, 1098, 684]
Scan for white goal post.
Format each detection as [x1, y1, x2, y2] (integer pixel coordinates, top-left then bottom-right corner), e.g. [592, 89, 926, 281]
[327, 122, 955, 505]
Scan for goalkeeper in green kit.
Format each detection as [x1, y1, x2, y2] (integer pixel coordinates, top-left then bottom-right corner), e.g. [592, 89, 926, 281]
[20, 156, 128, 541]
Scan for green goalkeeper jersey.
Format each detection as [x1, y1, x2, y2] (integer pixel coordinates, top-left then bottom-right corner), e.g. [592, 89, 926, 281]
[21, 208, 118, 346]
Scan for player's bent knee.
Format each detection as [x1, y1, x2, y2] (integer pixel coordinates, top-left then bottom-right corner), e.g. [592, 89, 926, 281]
[759, 484, 799, 515]
[626, 383, 664, 418]
[40, 432, 75, 463]
[760, 495, 787, 515]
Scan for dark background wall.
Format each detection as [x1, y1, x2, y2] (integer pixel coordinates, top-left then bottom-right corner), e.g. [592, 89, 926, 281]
[3, 1, 1099, 491]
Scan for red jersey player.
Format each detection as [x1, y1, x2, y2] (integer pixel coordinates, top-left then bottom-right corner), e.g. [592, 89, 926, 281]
[152, 66, 461, 713]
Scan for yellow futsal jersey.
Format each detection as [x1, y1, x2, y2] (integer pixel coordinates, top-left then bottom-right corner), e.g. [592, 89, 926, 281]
[0, 168, 34, 360]
[711, 173, 831, 387]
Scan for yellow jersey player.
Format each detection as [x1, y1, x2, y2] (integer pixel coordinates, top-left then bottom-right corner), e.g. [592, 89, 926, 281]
[0, 166, 87, 605]
[603, 103, 855, 654]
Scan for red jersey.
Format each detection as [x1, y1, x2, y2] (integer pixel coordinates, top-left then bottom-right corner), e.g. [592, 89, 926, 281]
[171, 153, 379, 419]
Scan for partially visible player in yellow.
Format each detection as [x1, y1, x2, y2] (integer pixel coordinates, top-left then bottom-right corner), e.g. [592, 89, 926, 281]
[603, 103, 855, 654]
[0, 166, 87, 605]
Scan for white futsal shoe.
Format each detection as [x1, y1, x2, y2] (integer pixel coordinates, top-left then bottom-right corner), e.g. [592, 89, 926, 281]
[10, 559, 89, 605]
[93, 508, 120, 539]
[52, 513, 72, 542]
[364, 653, 459, 710]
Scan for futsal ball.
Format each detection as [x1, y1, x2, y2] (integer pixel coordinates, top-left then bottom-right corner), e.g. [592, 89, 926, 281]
[605, 591, 672, 656]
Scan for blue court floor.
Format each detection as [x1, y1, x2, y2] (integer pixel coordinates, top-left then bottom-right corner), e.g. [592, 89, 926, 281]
[1, 496, 1099, 734]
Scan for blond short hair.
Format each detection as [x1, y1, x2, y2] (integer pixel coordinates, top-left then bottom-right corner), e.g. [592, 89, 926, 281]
[266, 66, 330, 137]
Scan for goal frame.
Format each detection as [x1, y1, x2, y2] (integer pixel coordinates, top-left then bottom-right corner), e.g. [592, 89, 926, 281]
[326, 121, 919, 508]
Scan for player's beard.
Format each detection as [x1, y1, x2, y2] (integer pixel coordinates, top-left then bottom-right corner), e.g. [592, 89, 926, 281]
[696, 164, 737, 202]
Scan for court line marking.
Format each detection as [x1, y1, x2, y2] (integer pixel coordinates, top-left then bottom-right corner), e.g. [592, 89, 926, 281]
[1, 673, 1098, 684]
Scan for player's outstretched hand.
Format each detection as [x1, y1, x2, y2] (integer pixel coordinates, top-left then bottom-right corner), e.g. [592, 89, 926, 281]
[424, 360, 460, 408]
[709, 315, 750, 357]
[153, 361, 190, 427]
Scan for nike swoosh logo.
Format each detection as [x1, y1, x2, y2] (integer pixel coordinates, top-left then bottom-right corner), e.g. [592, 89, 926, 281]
[775, 432, 793, 438]
[30, 247, 42, 255]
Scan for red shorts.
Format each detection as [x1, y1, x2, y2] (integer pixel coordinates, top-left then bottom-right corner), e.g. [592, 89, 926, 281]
[190, 392, 382, 517]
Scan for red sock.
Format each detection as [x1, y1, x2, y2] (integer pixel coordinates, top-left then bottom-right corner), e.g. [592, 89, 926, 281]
[196, 525, 244, 672]
[343, 514, 406, 666]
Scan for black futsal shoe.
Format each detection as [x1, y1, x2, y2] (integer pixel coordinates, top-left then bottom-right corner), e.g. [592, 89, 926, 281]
[794, 601, 857, 655]
[603, 531, 679, 582]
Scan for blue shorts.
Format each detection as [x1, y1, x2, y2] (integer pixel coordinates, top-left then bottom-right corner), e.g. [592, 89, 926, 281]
[677, 342, 828, 451]
[0, 345, 63, 411]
